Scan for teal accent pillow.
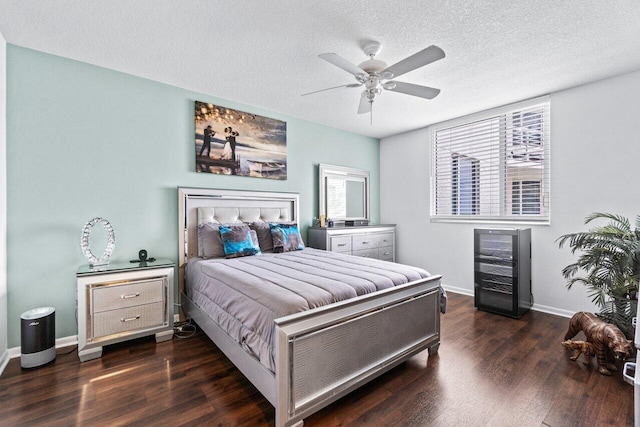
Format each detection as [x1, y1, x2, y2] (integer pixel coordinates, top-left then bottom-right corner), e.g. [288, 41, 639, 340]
[270, 223, 305, 253]
[219, 225, 261, 258]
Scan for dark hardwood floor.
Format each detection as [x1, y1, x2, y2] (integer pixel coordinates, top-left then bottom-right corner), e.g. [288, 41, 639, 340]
[0, 292, 634, 426]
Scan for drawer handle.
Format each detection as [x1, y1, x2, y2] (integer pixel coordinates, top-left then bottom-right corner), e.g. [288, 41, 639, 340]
[361, 241, 370, 244]
[337, 243, 347, 247]
[383, 252, 390, 256]
[120, 315, 141, 322]
[120, 292, 140, 299]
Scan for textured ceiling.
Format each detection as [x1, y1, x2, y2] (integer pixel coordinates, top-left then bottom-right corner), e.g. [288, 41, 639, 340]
[1, 1, 639, 139]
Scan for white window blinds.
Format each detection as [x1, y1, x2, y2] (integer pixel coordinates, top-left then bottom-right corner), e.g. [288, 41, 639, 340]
[431, 97, 550, 223]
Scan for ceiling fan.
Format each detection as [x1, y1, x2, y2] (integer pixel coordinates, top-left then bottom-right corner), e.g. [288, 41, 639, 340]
[304, 41, 445, 120]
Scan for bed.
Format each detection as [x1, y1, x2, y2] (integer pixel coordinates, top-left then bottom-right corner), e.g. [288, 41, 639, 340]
[178, 187, 442, 427]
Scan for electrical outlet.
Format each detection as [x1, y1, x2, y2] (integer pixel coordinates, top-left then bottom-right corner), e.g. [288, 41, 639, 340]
[174, 314, 180, 323]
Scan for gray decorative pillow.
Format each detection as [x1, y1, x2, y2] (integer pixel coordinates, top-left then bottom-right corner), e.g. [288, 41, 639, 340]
[198, 222, 225, 259]
[249, 222, 274, 253]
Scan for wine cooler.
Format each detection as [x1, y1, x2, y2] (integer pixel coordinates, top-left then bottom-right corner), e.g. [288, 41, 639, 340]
[474, 228, 532, 318]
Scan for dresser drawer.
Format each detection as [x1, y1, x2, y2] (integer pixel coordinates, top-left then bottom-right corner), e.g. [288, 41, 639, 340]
[352, 234, 377, 251]
[92, 278, 165, 313]
[377, 232, 394, 248]
[92, 302, 165, 338]
[378, 246, 394, 261]
[352, 248, 378, 259]
[330, 236, 352, 253]
[308, 226, 395, 262]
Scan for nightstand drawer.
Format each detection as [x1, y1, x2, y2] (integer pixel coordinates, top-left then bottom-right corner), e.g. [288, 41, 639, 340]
[92, 278, 165, 313]
[352, 235, 376, 251]
[93, 302, 164, 338]
[352, 248, 378, 259]
[330, 236, 352, 253]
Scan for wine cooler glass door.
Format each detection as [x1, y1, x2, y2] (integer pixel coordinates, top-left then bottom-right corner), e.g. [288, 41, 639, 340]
[475, 230, 518, 316]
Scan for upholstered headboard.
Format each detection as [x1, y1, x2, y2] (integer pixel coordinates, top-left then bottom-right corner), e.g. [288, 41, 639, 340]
[196, 206, 289, 226]
[177, 187, 300, 295]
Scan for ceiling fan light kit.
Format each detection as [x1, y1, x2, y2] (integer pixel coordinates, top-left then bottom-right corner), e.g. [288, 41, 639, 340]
[305, 40, 445, 123]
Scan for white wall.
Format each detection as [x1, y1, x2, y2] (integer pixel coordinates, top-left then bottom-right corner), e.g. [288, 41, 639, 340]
[0, 32, 8, 373]
[381, 69, 640, 316]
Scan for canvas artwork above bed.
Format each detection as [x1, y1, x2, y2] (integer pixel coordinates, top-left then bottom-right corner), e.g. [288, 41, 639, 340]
[194, 101, 287, 179]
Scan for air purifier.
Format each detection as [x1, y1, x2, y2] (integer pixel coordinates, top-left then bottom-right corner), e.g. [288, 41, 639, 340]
[20, 307, 56, 368]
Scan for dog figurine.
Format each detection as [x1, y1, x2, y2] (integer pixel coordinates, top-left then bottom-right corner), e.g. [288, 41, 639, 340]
[561, 339, 594, 365]
[564, 311, 634, 375]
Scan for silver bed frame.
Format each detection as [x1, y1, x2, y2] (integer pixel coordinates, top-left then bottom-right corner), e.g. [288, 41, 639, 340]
[178, 187, 442, 427]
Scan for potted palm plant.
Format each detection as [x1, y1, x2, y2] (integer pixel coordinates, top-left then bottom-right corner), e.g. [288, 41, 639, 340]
[557, 213, 640, 338]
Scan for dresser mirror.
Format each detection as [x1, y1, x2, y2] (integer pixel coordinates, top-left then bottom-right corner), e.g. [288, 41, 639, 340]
[319, 164, 370, 224]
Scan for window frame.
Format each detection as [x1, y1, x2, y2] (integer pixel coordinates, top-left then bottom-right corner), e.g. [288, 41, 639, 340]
[429, 96, 550, 225]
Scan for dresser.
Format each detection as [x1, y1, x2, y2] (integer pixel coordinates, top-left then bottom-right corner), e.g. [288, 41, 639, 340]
[76, 259, 174, 362]
[307, 225, 396, 261]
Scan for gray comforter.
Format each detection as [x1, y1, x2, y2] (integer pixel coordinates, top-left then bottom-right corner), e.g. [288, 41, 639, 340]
[186, 247, 434, 371]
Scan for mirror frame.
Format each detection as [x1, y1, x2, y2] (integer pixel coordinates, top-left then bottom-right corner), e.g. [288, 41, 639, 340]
[319, 163, 370, 223]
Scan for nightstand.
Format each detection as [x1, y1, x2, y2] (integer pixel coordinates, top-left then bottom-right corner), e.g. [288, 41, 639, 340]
[76, 259, 174, 362]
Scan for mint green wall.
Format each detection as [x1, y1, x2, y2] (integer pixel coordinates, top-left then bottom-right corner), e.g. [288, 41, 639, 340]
[5, 45, 379, 348]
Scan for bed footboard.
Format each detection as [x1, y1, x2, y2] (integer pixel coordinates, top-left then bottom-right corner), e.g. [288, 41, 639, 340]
[274, 275, 442, 427]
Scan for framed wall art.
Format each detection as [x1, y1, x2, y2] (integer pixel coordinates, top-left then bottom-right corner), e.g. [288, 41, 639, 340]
[195, 101, 287, 180]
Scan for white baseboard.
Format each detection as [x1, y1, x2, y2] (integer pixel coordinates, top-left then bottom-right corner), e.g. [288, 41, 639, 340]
[530, 303, 573, 318]
[441, 284, 473, 297]
[442, 285, 574, 318]
[6, 335, 78, 360]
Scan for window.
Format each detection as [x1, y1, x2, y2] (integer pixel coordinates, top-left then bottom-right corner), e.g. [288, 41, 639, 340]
[431, 97, 550, 222]
[512, 180, 541, 215]
[452, 154, 479, 215]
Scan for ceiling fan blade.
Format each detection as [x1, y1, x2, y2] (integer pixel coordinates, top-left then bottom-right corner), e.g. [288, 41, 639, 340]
[357, 95, 372, 114]
[383, 45, 445, 79]
[301, 83, 361, 96]
[319, 53, 368, 77]
[387, 81, 441, 99]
